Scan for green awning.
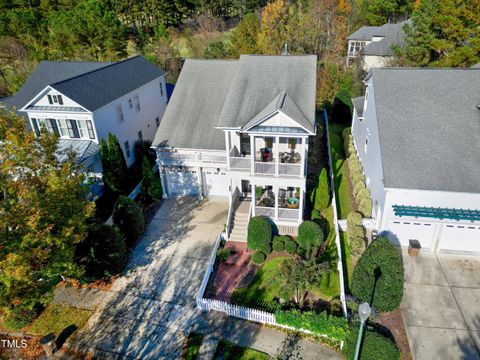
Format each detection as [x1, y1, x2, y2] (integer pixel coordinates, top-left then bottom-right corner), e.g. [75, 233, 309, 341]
[393, 205, 480, 222]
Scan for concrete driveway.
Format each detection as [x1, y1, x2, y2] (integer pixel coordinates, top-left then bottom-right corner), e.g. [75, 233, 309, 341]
[401, 250, 480, 360]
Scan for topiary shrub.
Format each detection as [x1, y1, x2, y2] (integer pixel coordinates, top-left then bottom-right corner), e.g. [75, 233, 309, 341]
[216, 248, 231, 262]
[357, 188, 370, 201]
[348, 155, 362, 174]
[343, 325, 400, 360]
[352, 237, 404, 312]
[284, 240, 298, 254]
[351, 172, 365, 187]
[76, 224, 128, 278]
[359, 198, 372, 218]
[347, 211, 362, 229]
[247, 217, 272, 254]
[272, 236, 286, 252]
[353, 181, 366, 198]
[113, 196, 145, 247]
[251, 251, 266, 265]
[297, 221, 324, 252]
[3, 307, 37, 330]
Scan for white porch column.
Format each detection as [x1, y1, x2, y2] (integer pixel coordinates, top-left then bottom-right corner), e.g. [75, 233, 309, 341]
[159, 165, 168, 199]
[251, 180, 256, 217]
[250, 134, 255, 174]
[274, 184, 279, 220]
[300, 137, 306, 177]
[298, 185, 305, 222]
[275, 136, 280, 177]
[225, 131, 231, 170]
[197, 166, 204, 200]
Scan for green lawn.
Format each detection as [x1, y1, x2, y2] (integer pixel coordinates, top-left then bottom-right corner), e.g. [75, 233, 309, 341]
[183, 333, 204, 360]
[328, 123, 355, 219]
[214, 340, 269, 360]
[26, 305, 92, 347]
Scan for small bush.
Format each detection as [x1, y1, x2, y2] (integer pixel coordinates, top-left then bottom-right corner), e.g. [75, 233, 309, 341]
[353, 181, 366, 198]
[272, 236, 286, 252]
[357, 188, 370, 202]
[216, 248, 231, 262]
[247, 217, 272, 254]
[359, 198, 373, 218]
[297, 221, 324, 252]
[341, 126, 351, 141]
[352, 237, 404, 312]
[112, 196, 145, 247]
[348, 156, 362, 174]
[296, 246, 308, 258]
[347, 142, 355, 158]
[284, 240, 298, 254]
[251, 251, 266, 265]
[347, 212, 365, 257]
[347, 211, 362, 229]
[343, 325, 400, 360]
[349, 231, 366, 257]
[349, 225, 365, 239]
[350, 172, 365, 187]
[3, 307, 37, 330]
[275, 310, 349, 342]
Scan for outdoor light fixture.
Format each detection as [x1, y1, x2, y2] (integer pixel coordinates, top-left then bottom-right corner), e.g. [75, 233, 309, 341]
[354, 302, 372, 360]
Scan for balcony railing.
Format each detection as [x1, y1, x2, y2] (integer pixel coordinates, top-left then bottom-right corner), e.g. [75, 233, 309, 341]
[278, 208, 299, 220]
[255, 206, 275, 217]
[157, 152, 226, 164]
[230, 156, 250, 170]
[254, 161, 275, 175]
[279, 163, 302, 176]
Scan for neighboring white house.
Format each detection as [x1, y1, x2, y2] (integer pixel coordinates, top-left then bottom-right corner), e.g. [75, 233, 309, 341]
[152, 55, 317, 238]
[352, 68, 480, 254]
[3, 56, 167, 177]
[346, 20, 409, 71]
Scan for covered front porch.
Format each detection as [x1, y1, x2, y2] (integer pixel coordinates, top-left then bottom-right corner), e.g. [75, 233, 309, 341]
[253, 183, 304, 222]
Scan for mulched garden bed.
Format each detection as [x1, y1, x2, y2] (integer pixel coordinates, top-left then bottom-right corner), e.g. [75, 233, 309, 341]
[376, 308, 412, 360]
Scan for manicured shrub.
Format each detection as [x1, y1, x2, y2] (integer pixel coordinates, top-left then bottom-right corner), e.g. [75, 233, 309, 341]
[76, 224, 128, 278]
[272, 236, 286, 252]
[359, 198, 372, 218]
[140, 155, 162, 202]
[284, 240, 298, 254]
[347, 212, 366, 257]
[311, 168, 330, 210]
[251, 251, 266, 265]
[342, 128, 351, 157]
[349, 225, 365, 239]
[357, 188, 370, 202]
[351, 172, 365, 187]
[343, 325, 400, 360]
[247, 217, 272, 254]
[3, 307, 37, 330]
[275, 310, 349, 342]
[348, 156, 362, 174]
[297, 221, 324, 251]
[347, 211, 362, 229]
[113, 196, 145, 247]
[347, 142, 355, 158]
[216, 248, 231, 262]
[349, 231, 366, 257]
[353, 181, 366, 198]
[296, 245, 308, 259]
[352, 237, 404, 312]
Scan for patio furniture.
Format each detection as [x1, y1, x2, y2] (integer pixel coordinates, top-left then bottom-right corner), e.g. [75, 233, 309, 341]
[260, 148, 272, 162]
[259, 189, 275, 207]
[286, 197, 299, 209]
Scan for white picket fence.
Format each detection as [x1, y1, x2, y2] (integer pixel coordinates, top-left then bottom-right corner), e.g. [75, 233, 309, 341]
[324, 109, 348, 319]
[337, 218, 377, 231]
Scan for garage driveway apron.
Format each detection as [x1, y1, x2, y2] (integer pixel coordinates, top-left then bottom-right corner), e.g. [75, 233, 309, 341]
[401, 249, 480, 360]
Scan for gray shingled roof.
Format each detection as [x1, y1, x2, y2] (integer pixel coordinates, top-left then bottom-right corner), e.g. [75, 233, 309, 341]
[348, 20, 409, 56]
[352, 96, 364, 117]
[370, 68, 480, 193]
[52, 56, 165, 111]
[153, 55, 317, 151]
[152, 59, 237, 150]
[217, 55, 317, 130]
[1, 60, 108, 125]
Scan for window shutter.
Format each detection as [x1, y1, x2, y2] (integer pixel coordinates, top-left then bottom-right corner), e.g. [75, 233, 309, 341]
[69, 120, 80, 138]
[50, 119, 59, 136]
[31, 118, 40, 136]
[47, 95, 53, 104]
[58, 95, 63, 105]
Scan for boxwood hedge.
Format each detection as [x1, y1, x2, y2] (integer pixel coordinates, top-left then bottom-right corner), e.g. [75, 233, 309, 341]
[251, 251, 266, 265]
[297, 221, 324, 251]
[284, 239, 298, 254]
[342, 325, 400, 360]
[247, 217, 272, 254]
[351, 237, 404, 312]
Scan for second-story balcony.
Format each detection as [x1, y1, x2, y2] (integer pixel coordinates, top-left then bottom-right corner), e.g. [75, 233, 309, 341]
[228, 135, 305, 177]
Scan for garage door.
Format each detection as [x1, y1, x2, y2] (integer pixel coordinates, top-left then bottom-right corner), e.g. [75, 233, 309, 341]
[387, 220, 436, 249]
[203, 169, 228, 196]
[166, 168, 199, 195]
[437, 224, 480, 253]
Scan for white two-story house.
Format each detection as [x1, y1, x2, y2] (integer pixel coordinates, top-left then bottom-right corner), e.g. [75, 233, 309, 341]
[153, 55, 317, 239]
[346, 20, 409, 71]
[352, 68, 480, 254]
[3, 56, 167, 181]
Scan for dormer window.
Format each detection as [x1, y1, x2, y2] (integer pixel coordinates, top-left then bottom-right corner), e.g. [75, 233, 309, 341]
[47, 94, 63, 105]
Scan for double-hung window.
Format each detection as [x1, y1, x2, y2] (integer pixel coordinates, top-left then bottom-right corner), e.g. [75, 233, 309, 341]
[46, 119, 59, 136]
[31, 118, 40, 136]
[47, 94, 63, 105]
[86, 120, 95, 139]
[134, 95, 140, 112]
[66, 119, 80, 138]
[57, 119, 69, 137]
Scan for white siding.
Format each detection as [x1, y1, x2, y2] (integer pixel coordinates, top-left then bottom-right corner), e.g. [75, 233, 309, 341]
[29, 87, 86, 108]
[352, 81, 386, 225]
[94, 76, 167, 167]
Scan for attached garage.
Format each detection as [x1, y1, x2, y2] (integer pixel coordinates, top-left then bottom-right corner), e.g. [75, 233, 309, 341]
[202, 168, 228, 196]
[387, 220, 436, 250]
[165, 167, 200, 195]
[437, 224, 480, 254]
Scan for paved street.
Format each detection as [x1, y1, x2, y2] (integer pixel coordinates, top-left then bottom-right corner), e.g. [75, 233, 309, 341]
[65, 197, 342, 359]
[401, 249, 480, 360]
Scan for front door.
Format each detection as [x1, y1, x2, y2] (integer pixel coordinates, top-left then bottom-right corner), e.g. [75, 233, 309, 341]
[241, 180, 251, 197]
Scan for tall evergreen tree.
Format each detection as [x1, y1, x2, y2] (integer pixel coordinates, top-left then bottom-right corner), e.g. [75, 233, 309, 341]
[107, 133, 129, 193]
[229, 12, 260, 57]
[140, 155, 162, 202]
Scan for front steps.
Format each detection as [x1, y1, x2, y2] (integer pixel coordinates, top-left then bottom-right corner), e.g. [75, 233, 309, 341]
[228, 200, 250, 242]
